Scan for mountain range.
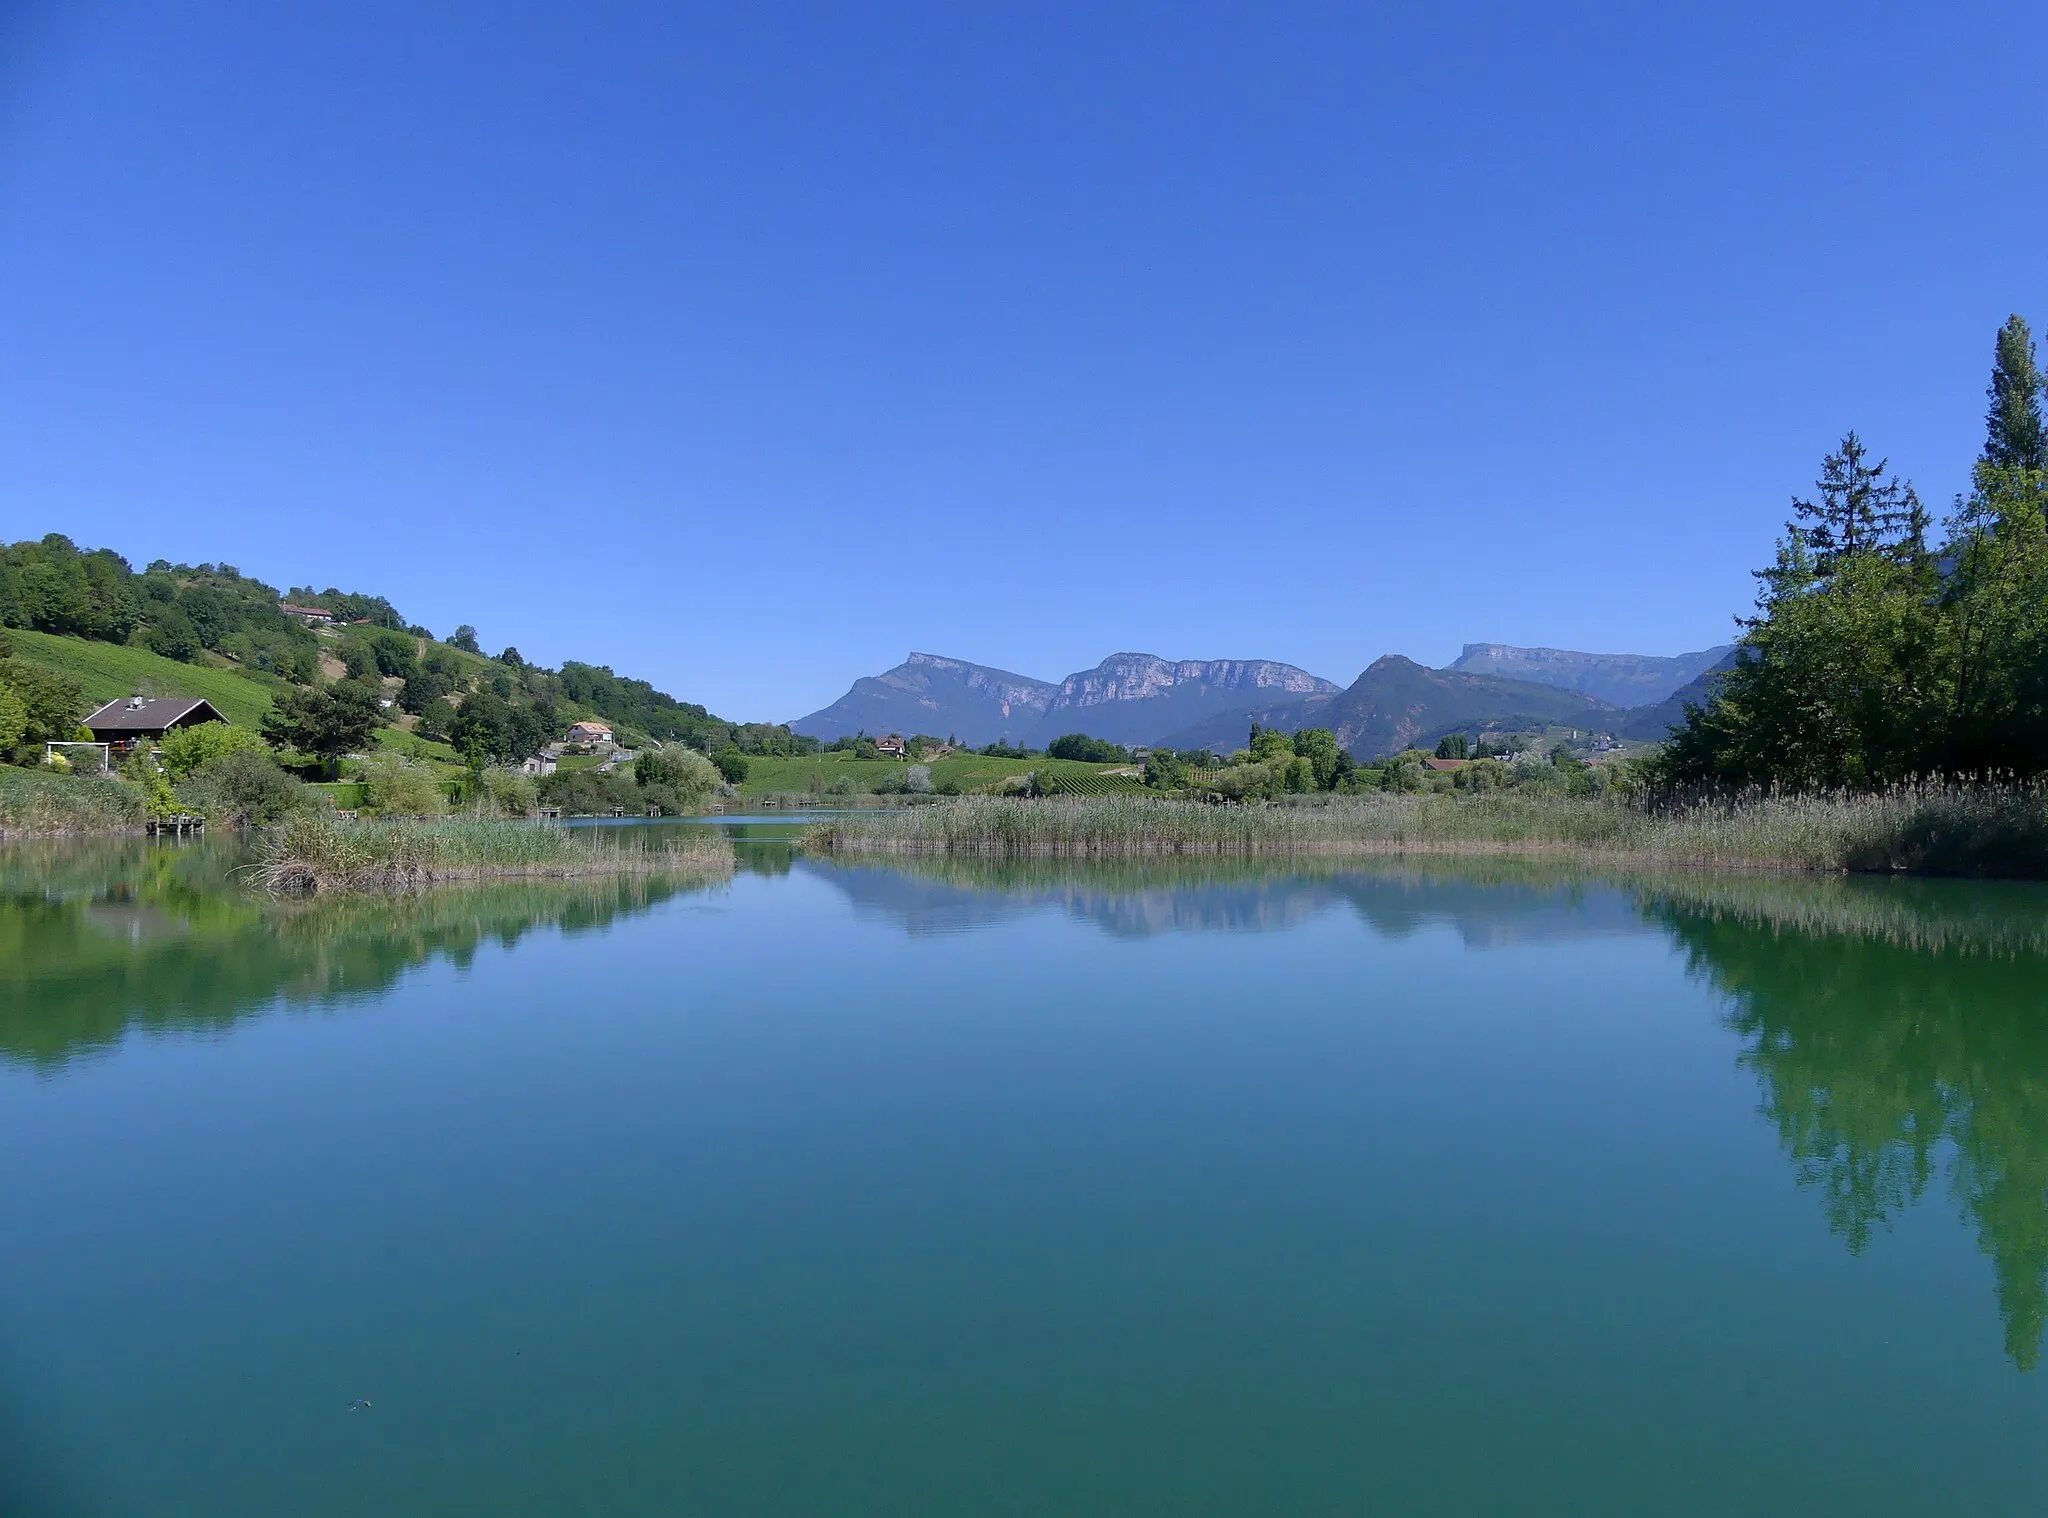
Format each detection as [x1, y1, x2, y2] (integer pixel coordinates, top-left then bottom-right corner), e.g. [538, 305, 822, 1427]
[793, 642, 1735, 758]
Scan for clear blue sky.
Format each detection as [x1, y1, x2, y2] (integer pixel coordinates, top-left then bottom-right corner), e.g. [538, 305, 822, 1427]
[3, 3, 2043, 722]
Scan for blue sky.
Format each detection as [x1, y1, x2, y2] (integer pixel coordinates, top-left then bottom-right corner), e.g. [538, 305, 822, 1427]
[3, 2, 2044, 722]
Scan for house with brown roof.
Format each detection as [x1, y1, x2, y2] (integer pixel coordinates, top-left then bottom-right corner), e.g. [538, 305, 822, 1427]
[279, 603, 335, 624]
[84, 696, 228, 754]
[874, 735, 907, 757]
[1421, 756, 1469, 772]
[566, 719, 614, 745]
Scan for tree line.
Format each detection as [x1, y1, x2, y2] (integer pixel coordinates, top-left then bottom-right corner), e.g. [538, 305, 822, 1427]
[1663, 315, 2048, 789]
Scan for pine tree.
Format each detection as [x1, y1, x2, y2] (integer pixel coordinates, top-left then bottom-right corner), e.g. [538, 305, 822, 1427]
[1984, 315, 2047, 473]
[1787, 433, 1921, 578]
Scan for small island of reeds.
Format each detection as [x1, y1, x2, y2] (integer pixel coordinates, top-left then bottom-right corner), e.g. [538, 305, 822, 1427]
[802, 789, 2048, 877]
[253, 814, 734, 894]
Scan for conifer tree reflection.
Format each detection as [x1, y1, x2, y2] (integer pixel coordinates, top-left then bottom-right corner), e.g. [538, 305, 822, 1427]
[1653, 891, 2048, 1368]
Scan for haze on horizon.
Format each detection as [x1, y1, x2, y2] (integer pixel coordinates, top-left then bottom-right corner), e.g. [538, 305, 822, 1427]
[3, 3, 2044, 723]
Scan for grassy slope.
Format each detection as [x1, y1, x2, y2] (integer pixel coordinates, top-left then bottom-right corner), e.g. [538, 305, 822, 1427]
[737, 751, 1143, 796]
[7, 628, 279, 728]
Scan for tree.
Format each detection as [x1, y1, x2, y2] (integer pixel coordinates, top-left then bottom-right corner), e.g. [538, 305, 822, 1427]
[450, 689, 516, 761]
[1779, 433, 1925, 586]
[1985, 315, 2047, 475]
[0, 653, 85, 751]
[261, 680, 383, 774]
[711, 749, 749, 784]
[633, 747, 721, 812]
[1143, 749, 1188, 789]
[449, 624, 481, 653]
[1434, 732, 1470, 760]
[1047, 733, 1129, 763]
[1292, 727, 1343, 787]
[500, 646, 524, 668]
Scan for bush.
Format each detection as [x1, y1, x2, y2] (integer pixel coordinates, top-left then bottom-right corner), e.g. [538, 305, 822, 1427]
[712, 749, 750, 784]
[634, 747, 722, 811]
[483, 767, 538, 817]
[360, 755, 448, 817]
[158, 721, 270, 781]
[179, 747, 309, 825]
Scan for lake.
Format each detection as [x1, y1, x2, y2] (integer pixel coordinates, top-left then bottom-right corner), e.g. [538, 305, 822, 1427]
[5, 825, 2048, 1514]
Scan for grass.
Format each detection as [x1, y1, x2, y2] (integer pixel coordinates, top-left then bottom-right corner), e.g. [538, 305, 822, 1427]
[801, 787, 2048, 877]
[0, 766, 145, 836]
[6, 627, 279, 728]
[252, 813, 735, 893]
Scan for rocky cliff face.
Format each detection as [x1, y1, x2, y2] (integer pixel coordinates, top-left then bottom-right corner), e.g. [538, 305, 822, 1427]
[1444, 643, 1732, 709]
[1023, 654, 1340, 747]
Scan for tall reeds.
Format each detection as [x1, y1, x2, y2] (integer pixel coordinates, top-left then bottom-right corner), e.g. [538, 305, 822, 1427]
[252, 814, 734, 893]
[802, 786, 2048, 876]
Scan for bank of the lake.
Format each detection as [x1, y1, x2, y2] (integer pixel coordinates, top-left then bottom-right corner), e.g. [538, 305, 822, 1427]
[803, 787, 2048, 876]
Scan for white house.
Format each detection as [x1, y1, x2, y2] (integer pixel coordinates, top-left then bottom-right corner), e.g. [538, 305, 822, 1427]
[566, 719, 614, 745]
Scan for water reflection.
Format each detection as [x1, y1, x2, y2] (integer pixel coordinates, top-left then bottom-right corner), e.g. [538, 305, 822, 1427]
[9, 839, 2048, 1370]
[804, 854, 1655, 943]
[0, 837, 720, 1073]
[1644, 876, 2048, 1370]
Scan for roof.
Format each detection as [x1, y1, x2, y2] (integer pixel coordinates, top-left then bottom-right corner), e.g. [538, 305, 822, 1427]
[1422, 756, 1469, 771]
[84, 697, 226, 733]
[278, 603, 332, 616]
[568, 719, 613, 734]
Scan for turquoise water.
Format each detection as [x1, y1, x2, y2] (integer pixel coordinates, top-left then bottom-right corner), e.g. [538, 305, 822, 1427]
[5, 832, 2048, 1514]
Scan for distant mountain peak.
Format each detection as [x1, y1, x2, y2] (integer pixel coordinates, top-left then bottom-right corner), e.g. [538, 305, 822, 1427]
[1444, 642, 1733, 709]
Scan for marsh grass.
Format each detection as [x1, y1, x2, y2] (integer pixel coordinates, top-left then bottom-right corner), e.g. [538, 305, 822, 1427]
[0, 768, 145, 836]
[802, 787, 2048, 876]
[253, 814, 733, 893]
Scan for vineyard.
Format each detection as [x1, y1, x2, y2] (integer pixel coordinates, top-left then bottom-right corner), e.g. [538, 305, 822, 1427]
[1040, 765, 1149, 796]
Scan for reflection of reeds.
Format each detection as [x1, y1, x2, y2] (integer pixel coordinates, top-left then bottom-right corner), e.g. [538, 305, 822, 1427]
[804, 789, 2048, 876]
[253, 815, 733, 893]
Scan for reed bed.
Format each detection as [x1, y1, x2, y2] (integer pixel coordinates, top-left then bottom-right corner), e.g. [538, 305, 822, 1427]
[252, 814, 734, 894]
[0, 769, 145, 837]
[801, 787, 2048, 876]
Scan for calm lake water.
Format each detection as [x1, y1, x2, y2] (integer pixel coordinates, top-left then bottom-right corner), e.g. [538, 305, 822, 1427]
[6, 824, 2048, 1515]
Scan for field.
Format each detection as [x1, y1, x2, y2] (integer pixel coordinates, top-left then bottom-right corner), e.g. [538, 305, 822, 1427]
[735, 750, 1142, 797]
[6, 628, 280, 728]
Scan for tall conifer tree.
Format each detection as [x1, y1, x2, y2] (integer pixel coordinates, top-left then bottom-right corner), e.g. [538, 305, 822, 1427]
[1984, 315, 2047, 473]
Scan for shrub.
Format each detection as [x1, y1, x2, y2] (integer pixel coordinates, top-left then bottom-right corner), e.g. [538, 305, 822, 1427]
[158, 721, 270, 781]
[712, 749, 750, 784]
[483, 767, 538, 817]
[179, 747, 309, 825]
[360, 755, 448, 817]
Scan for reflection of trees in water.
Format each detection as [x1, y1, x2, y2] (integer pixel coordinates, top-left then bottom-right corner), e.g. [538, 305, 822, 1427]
[1650, 883, 2048, 1369]
[0, 837, 707, 1072]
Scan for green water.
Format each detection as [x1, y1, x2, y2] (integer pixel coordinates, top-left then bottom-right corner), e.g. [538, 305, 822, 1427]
[5, 830, 2048, 1514]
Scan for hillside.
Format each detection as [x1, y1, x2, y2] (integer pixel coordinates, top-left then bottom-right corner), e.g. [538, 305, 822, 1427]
[1444, 643, 1732, 708]
[1316, 656, 1618, 759]
[1619, 648, 1743, 742]
[792, 653, 1057, 746]
[4, 628, 281, 728]
[1023, 654, 1338, 748]
[1, 534, 795, 764]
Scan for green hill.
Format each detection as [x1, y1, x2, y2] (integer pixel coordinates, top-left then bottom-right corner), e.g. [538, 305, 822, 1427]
[4, 628, 279, 728]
